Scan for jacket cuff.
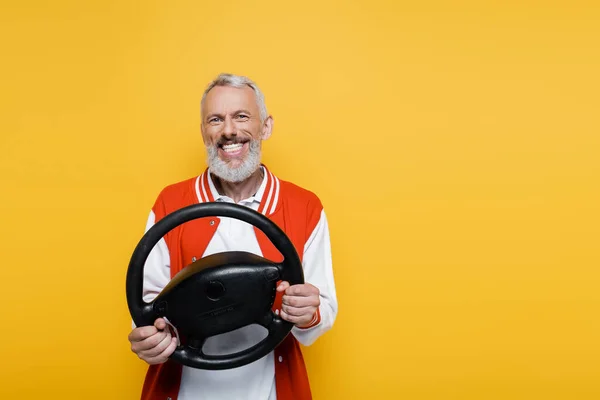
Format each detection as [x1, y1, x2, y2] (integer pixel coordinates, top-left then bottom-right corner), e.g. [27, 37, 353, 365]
[296, 307, 321, 329]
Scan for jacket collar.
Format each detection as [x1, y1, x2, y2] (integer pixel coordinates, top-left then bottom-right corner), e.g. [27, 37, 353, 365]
[194, 164, 280, 216]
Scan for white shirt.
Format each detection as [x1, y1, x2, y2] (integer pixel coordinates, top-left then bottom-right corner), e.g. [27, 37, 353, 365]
[140, 167, 338, 399]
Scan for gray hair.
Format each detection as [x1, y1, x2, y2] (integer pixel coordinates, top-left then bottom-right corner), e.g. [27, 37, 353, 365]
[201, 73, 268, 122]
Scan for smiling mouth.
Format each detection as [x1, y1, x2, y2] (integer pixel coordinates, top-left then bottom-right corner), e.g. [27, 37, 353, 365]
[218, 140, 249, 155]
[221, 143, 244, 153]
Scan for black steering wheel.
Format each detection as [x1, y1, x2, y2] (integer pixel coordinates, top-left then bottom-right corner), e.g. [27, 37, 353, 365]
[126, 202, 304, 370]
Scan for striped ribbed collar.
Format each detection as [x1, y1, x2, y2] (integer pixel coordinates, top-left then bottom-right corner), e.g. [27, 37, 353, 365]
[194, 164, 281, 216]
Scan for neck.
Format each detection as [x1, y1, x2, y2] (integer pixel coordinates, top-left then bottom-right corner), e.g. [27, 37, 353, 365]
[211, 167, 264, 203]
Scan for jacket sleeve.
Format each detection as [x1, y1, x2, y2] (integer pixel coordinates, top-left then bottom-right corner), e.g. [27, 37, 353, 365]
[141, 210, 172, 303]
[291, 209, 338, 346]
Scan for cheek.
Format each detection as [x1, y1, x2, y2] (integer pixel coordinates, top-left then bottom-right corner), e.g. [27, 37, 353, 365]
[202, 128, 221, 145]
[238, 122, 262, 138]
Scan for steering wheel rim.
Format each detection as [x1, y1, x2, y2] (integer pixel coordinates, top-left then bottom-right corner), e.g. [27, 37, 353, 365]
[126, 202, 304, 369]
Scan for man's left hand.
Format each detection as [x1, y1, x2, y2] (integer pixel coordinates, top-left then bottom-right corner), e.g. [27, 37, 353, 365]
[276, 281, 320, 328]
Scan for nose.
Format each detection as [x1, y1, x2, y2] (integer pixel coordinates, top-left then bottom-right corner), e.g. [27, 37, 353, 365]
[223, 116, 235, 136]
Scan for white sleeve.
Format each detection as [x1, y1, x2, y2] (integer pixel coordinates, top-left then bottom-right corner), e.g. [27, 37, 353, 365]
[142, 210, 172, 302]
[291, 210, 338, 346]
[131, 210, 171, 328]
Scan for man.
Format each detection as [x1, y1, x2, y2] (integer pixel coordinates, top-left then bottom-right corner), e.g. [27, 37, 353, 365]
[128, 73, 338, 400]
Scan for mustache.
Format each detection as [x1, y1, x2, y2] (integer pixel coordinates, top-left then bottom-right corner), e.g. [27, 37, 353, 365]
[216, 136, 250, 146]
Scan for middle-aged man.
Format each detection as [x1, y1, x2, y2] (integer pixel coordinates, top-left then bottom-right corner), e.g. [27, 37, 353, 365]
[127, 73, 338, 400]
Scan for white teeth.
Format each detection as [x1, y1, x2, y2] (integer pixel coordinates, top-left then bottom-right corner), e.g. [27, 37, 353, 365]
[222, 143, 244, 153]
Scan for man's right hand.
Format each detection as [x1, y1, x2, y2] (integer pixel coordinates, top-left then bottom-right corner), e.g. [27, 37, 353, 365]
[128, 318, 178, 365]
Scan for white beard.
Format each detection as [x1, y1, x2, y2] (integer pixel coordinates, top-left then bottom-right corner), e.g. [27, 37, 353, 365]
[206, 140, 262, 183]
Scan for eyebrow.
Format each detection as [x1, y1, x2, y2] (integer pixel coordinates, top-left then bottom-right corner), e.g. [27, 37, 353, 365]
[205, 109, 253, 121]
[205, 113, 221, 121]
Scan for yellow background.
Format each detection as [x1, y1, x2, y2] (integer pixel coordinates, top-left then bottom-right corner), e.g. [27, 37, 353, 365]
[1, 1, 599, 399]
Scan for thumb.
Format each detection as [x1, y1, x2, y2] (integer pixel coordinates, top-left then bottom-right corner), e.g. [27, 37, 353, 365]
[154, 318, 167, 330]
[276, 281, 290, 292]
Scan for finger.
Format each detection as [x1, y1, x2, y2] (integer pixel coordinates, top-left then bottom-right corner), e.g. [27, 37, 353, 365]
[139, 331, 173, 358]
[128, 325, 158, 342]
[284, 284, 319, 297]
[282, 294, 320, 308]
[276, 281, 290, 292]
[280, 310, 311, 326]
[145, 337, 178, 365]
[154, 318, 167, 330]
[281, 304, 316, 318]
[279, 309, 300, 323]
[132, 330, 169, 353]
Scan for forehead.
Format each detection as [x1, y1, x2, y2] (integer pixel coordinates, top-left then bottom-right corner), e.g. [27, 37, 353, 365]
[202, 85, 259, 115]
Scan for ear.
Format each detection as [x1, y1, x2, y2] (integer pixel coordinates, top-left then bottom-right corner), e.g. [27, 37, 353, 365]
[261, 115, 274, 140]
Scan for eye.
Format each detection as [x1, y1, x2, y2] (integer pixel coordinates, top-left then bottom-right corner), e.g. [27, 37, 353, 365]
[236, 114, 249, 120]
[208, 117, 222, 124]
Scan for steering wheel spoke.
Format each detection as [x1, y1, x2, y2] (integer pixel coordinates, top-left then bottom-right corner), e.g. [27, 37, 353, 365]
[258, 309, 289, 334]
[187, 336, 206, 351]
[257, 310, 275, 329]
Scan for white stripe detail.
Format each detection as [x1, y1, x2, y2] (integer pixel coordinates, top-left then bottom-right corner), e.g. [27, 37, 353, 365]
[260, 170, 274, 215]
[194, 175, 204, 203]
[268, 176, 280, 215]
[201, 172, 209, 202]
